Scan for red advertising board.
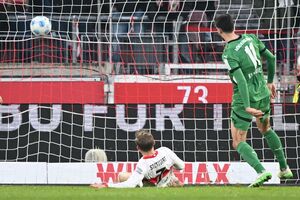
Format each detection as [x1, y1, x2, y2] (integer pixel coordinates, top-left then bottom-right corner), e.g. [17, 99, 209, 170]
[96, 162, 231, 184]
[114, 83, 233, 103]
[0, 81, 104, 104]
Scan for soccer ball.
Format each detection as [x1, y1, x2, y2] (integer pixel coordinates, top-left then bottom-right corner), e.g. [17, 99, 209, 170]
[85, 149, 107, 162]
[30, 16, 51, 36]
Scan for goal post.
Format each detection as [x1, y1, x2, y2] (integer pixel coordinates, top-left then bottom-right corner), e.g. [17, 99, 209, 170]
[0, 0, 299, 185]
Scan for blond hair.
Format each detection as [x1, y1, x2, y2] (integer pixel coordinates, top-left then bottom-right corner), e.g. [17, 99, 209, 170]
[135, 129, 155, 152]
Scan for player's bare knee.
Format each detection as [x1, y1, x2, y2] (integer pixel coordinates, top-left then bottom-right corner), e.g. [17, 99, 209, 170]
[232, 141, 241, 149]
[257, 118, 270, 134]
[117, 172, 126, 182]
[258, 127, 266, 133]
[257, 126, 262, 133]
[232, 141, 243, 149]
[260, 127, 271, 134]
[257, 123, 270, 134]
[232, 136, 246, 149]
[117, 172, 131, 183]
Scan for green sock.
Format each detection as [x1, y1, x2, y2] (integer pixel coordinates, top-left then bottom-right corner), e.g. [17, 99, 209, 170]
[237, 142, 265, 174]
[264, 129, 288, 170]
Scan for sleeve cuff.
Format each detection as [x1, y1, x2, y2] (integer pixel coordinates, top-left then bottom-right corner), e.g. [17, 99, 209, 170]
[260, 47, 267, 54]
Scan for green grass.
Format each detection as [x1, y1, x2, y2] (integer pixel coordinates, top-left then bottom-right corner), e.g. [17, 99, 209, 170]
[0, 185, 299, 200]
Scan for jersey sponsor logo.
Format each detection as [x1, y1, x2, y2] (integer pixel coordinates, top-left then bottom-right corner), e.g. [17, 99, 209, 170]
[248, 67, 262, 79]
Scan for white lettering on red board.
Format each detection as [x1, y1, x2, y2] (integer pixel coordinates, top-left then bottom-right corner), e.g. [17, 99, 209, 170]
[177, 86, 208, 103]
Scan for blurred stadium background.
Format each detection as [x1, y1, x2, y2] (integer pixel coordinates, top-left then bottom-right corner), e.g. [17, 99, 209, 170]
[0, 0, 299, 187]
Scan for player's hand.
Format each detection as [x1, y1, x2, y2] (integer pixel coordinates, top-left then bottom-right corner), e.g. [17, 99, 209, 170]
[245, 107, 264, 118]
[90, 183, 108, 189]
[169, 179, 184, 187]
[267, 83, 276, 99]
[0, 96, 3, 104]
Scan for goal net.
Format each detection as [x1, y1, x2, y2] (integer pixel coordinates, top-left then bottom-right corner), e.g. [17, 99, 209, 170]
[0, 0, 299, 185]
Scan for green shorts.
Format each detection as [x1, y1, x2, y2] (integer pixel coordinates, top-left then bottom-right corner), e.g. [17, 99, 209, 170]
[231, 97, 271, 131]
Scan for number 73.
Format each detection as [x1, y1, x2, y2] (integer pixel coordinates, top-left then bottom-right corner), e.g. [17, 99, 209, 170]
[177, 86, 208, 103]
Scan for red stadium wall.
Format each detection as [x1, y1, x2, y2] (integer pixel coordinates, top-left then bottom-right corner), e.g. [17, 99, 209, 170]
[0, 81, 104, 104]
[114, 83, 233, 104]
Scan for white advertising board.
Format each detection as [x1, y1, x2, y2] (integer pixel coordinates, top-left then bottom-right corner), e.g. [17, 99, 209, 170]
[0, 162, 280, 185]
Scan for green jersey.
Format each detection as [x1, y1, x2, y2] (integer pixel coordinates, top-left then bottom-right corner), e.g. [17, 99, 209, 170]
[222, 34, 270, 107]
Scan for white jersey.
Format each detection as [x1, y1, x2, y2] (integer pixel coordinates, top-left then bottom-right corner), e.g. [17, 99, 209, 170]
[107, 147, 184, 188]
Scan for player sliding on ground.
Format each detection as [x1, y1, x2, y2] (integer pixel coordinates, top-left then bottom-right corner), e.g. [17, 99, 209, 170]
[215, 14, 293, 187]
[90, 129, 184, 188]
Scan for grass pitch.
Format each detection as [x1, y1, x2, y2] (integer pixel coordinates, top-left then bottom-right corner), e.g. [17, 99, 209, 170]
[0, 185, 299, 200]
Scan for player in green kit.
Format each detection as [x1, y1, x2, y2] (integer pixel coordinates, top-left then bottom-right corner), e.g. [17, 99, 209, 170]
[215, 14, 293, 187]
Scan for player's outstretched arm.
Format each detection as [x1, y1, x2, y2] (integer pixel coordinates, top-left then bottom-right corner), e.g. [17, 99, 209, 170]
[251, 34, 275, 85]
[231, 68, 250, 108]
[261, 49, 276, 99]
[261, 49, 275, 84]
[90, 172, 144, 189]
[107, 170, 144, 188]
[91, 171, 144, 189]
[232, 68, 264, 117]
[164, 147, 184, 170]
[91, 163, 145, 189]
[267, 83, 276, 99]
[251, 34, 276, 99]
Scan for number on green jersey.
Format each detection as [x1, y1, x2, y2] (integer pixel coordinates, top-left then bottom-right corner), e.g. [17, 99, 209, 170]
[244, 43, 261, 69]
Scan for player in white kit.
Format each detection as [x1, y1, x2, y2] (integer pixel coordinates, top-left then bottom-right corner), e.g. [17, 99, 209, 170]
[90, 129, 185, 188]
